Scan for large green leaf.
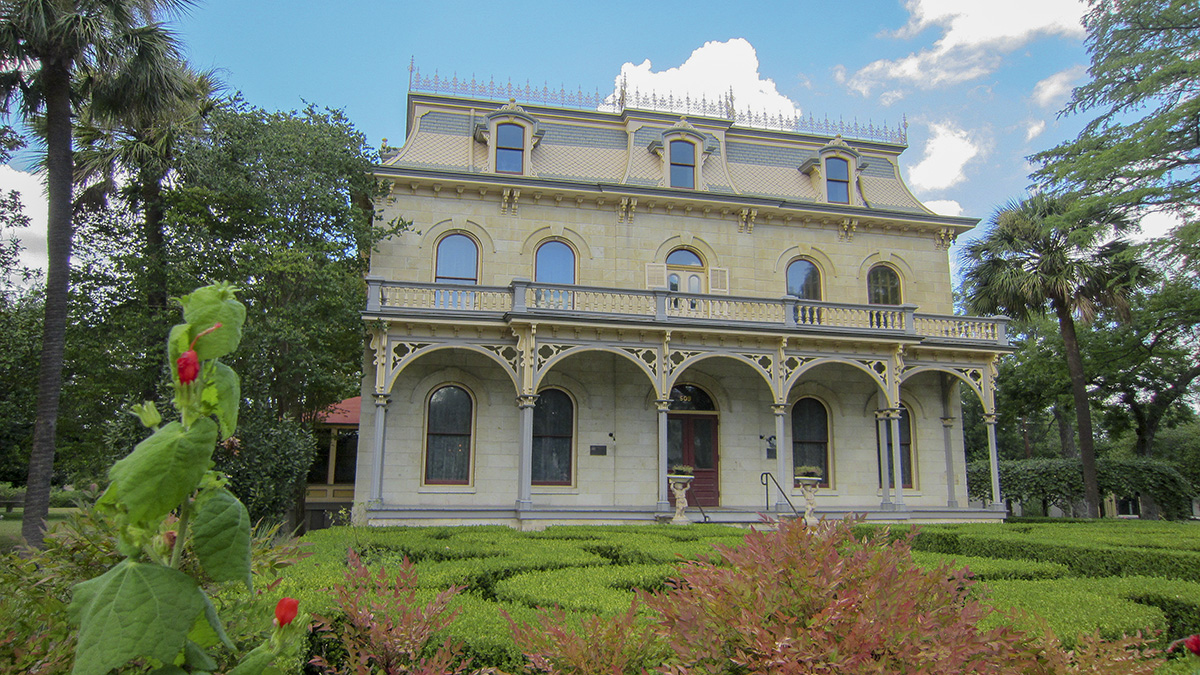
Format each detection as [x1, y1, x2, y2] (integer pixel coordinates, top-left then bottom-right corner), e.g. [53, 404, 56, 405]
[201, 362, 240, 439]
[107, 419, 218, 526]
[70, 561, 205, 675]
[178, 283, 246, 360]
[188, 591, 234, 650]
[192, 488, 252, 588]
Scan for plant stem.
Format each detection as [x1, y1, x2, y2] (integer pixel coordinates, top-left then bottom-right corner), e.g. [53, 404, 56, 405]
[171, 498, 192, 569]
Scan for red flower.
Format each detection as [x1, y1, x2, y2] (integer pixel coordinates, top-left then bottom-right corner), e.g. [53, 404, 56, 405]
[177, 350, 200, 384]
[275, 597, 298, 627]
[1185, 634, 1200, 656]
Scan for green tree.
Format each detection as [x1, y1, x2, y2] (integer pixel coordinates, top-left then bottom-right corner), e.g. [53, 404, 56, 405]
[73, 64, 219, 400]
[1031, 0, 1200, 221]
[0, 0, 194, 546]
[963, 194, 1147, 517]
[1085, 281, 1200, 456]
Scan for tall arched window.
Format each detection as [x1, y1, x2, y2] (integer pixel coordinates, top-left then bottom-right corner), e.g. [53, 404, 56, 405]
[535, 240, 575, 284]
[792, 398, 829, 487]
[670, 139, 696, 188]
[878, 405, 913, 489]
[435, 234, 478, 285]
[496, 123, 524, 174]
[435, 234, 478, 309]
[532, 388, 574, 485]
[826, 157, 850, 204]
[666, 248, 705, 309]
[786, 259, 821, 300]
[425, 385, 473, 484]
[867, 265, 901, 305]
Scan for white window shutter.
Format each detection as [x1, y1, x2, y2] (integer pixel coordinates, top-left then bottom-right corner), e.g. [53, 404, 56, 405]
[645, 263, 668, 289]
[709, 267, 729, 294]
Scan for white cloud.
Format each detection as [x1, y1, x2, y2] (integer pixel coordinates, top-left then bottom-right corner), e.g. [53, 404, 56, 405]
[1031, 65, 1087, 109]
[845, 0, 1087, 98]
[1132, 210, 1182, 242]
[612, 38, 801, 118]
[908, 122, 983, 191]
[0, 164, 48, 275]
[924, 199, 964, 216]
[1025, 120, 1047, 141]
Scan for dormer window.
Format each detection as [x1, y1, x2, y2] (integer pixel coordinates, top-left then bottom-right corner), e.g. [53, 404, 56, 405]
[496, 123, 524, 174]
[670, 140, 696, 189]
[474, 100, 543, 176]
[826, 157, 850, 204]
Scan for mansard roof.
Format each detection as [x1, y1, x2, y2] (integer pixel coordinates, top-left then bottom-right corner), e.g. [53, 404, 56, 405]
[382, 92, 943, 219]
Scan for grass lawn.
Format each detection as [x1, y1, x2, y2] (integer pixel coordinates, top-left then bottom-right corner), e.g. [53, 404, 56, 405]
[0, 508, 76, 551]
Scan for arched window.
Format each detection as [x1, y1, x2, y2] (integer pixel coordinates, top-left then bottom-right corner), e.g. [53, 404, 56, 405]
[792, 398, 829, 487]
[666, 248, 705, 308]
[532, 388, 574, 485]
[786, 259, 821, 300]
[535, 240, 575, 284]
[425, 385, 472, 484]
[826, 157, 850, 204]
[670, 139, 696, 189]
[496, 123, 524, 174]
[867, 265, 901, 305]
[878, 405, 913, 489]
[435, 234, 478, 285]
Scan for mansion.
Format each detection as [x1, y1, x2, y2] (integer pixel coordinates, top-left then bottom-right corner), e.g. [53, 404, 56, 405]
[355, 77, 1009, 527]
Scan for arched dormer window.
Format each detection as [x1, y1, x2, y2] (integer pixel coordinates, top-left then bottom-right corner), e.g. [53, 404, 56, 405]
[800, 135, 864, 205]
[825, 157, 850, 204]
[496, 123, 524, 174]
[649, 118, 714, 190]
[474, 100, 544, 176]
[669, 139, 696, 188]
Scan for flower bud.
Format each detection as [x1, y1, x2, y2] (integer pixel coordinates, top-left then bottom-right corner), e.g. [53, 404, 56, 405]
[275, 597, 299, 627]
[177, 350, 200, 384]
[1186, 634, 1200, 656]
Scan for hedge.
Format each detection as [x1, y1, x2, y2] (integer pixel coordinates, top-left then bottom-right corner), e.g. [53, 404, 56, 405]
[493, 563, 674, 614]
[966, 458, 1195, 519]
[980, 579, 1167, 649]
[911, 551, 1070, 580]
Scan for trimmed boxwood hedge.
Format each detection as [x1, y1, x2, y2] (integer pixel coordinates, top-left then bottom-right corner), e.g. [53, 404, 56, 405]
[286, 521, 1197, 670]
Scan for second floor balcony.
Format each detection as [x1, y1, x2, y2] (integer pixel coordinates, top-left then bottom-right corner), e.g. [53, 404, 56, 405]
[364, 277, 1009, 349]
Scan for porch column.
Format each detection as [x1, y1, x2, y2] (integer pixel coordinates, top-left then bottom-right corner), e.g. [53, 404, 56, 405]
[941, 416, 959, 508]
[772, 404, 790, 512]
[874, 409, 892, 509]
[516, 394, 538, 511]
[985, 412, 1004, 511]
[656, 399, 672, 512]
[369, 393, 391, 502]
[888, 408, 906, 509]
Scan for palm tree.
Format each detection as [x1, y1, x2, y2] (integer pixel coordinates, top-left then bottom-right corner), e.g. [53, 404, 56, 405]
[74, 64, 218, 399]
[0, 0, 193, 547]
[963, 193, 1146, 517]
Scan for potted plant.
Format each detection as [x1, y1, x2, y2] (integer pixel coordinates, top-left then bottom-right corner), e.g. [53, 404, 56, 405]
[669, 464, 695, 478]
[794, 465, 823, 484]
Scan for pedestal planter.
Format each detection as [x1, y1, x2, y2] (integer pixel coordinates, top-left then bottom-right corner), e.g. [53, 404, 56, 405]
[795, 476, 821, 526]
[668, 474, 695, 525]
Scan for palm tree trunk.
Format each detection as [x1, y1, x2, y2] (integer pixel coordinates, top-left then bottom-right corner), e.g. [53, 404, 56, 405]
[141, 173, 168, 401]
[1053, 300, 1100, 518]
[22, 59, 74, 547]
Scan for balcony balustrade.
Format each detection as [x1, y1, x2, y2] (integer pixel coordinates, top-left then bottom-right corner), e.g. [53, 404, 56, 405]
[365, 278, 1007, 347]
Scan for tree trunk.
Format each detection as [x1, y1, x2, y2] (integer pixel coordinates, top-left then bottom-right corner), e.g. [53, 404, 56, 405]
[1053, 301, 1100, 518]
[22, 59, 74, 548]
[1053, 405, 1077, 458]
[140, 172, 168, 402]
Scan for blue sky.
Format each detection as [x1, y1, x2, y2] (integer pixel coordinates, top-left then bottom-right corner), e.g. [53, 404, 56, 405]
[5, 0, 1173, 274]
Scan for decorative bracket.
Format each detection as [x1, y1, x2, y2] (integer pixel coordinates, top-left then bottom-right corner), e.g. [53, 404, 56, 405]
[501, 188, 521, 215]
[839, 218, 857, 241]
[934, 227, 957, 250]
[738, 208, 757, 233]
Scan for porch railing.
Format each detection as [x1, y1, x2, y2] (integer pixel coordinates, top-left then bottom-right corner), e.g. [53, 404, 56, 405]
[366, 278, 1008, 346]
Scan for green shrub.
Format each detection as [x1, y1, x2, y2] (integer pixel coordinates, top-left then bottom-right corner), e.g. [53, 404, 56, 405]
[980, 579, 1167, 649]
[912, 551, 1071, 580]
[494, 563, 674, 614]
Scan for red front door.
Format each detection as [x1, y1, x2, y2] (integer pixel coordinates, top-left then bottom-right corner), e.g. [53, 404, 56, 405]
[668, 414, 719, 507]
